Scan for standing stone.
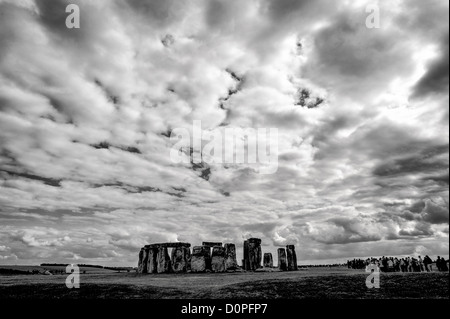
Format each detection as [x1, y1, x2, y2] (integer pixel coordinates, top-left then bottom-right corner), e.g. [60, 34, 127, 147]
[146, 248, 158, 273]
[157, 246, 172, 273]
[211, 246, 226, 272]
[286, 245, 298, 271]
[243, 240, 250, 270]
[247, 238, 262, 271]
[191, 246, 209, 272]
[186, 247, 192, 271]
[257, 245, 262, 269]
[224, 243, 238, 270]
[140, 248, 149, 273]
[205, 246, 212, 270]
[171, 246, 189, 273]
[137, 248, 144, 273]
[263, 253, 273, 268]
[278, 248, 287, 271]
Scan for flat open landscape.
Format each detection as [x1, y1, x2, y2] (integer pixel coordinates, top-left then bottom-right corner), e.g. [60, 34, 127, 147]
[0, 266, 448, 299]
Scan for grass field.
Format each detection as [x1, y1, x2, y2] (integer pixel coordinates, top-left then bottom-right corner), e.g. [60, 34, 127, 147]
[0, 266, 448, 299]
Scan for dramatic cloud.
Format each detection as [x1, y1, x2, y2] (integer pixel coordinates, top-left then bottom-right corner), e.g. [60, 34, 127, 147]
[0, 0, 448, 265]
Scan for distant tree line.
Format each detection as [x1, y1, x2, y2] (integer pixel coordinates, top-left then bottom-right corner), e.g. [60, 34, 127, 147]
[40, 263, 135, 271]
[299, 263, 347, 268]
[40, 263, 104, 268]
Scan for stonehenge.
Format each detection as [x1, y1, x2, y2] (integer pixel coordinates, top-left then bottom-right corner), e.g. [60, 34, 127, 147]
[156, 246, 172, 273]
[286, 245, 298, 271]
[263, 253, 273, 268]
[211, 246, 226, 272]
[278, 248, 287, 271]
[243, 238, 262, 271]
[191, 246, 209, 272]
[147, 247, 158, 273]
[137, 239, 298, 274]
[137, 242, 190, 274]
[224, 243, 238, 270]
[171, 246, 190, 273]
[137, 248, 144, 273]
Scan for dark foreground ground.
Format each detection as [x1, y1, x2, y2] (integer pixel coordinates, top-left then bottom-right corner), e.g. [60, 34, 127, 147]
[0, 266, 448, 299]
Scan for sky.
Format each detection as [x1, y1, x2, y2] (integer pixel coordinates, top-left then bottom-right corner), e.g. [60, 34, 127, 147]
[0, 0, 448, 266]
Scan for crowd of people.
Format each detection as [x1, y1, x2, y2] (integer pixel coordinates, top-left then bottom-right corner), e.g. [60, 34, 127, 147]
[347, 255, 449, 272]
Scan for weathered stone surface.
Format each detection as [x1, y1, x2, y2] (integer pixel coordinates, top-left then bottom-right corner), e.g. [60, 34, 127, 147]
[278, 248, 287, 271]
[205, 246, 212, 270]
[171, 246, 190, 273]
[156, 246, 172, 273]
[137, 248, 144, 273]
[211, 246, 226, 272]
[202, 242, 222, 247]
[243, 241, 250, 270]
[257, 245, 262, 269]
[248, 238, 262, 245]
[263, 253, 273, 268]
[286, 245, 298, 271]
[191, 246, 208, 272]
[146, 248, 158, 273]
[246, 238, 262, 271]
[140, 248, 149, 273]
[186, 246, 192, 271]
[224, 243, 238, 270]
[146, 242, 191, 249]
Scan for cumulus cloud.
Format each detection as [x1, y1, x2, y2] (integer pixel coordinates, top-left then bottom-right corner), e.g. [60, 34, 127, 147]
[0, 0, 448, 265]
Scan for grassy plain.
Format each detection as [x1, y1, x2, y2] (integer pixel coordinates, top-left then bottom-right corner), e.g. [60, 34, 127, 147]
[0, 266, 448, 299]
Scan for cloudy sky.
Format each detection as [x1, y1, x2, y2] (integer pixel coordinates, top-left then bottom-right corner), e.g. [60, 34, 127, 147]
[0, 0, 448, 266]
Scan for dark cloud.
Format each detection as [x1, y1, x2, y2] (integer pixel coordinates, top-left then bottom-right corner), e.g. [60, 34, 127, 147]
[90, 142, 142, 154]
[399, 222, 434, 237]
[323, 217, 382, 244]
[412, 34, 449, 98]
[422, 200, 449, 224]
[399, 199, 449, 225]
[0, 169, 62, 187]
[423, 173, 449, 185]
[407, 201, 426, 214]
[372, 144, 449, 178]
